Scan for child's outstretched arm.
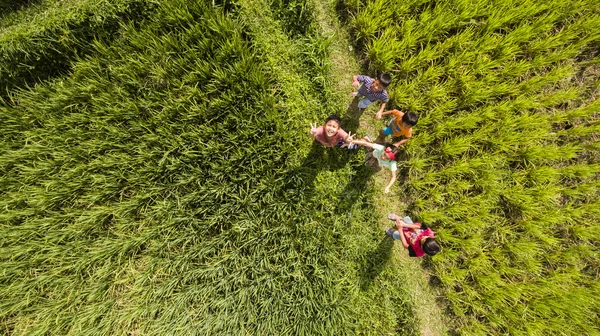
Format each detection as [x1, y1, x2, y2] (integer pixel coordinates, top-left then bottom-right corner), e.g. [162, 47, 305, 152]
[375, 109, 395, 120]
[349, 139, 375, 149]
[394, 139, 410, 147]
[384, 170, 396, 194]
[378, 102, 387, 115]
[352, 75, 360, 87]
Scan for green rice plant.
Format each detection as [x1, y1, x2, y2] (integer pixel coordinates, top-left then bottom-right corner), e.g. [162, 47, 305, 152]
[439, 135, 475, 157]
[269, 0, 316, 37]
[350, 0, 395, 41]
[366, 27, 401, 71]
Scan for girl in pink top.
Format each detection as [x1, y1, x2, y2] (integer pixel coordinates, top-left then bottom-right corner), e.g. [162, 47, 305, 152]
[309, 115, 354, 147]
[386, 214, 440, 257]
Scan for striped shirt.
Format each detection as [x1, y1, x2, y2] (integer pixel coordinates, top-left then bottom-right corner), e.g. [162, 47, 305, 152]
[357, 75, 389, 103]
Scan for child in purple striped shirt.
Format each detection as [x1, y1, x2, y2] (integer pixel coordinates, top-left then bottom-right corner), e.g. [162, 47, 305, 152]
[351, 73, 391, 115]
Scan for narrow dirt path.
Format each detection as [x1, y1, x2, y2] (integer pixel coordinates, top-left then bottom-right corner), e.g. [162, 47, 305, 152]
[312, 1, 448, 335]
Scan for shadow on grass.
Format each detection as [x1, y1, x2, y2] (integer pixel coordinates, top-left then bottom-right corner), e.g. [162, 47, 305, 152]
[0, 0, 41, 15]
[341, 96, 363, 133]
[333, 162, 375, 215]
[358, 235, 394, 291]
[1, 1, 157, 101]
[0, 0, 43, 20]
[420, 257, 443, 287]
[283, 140, 356, 202]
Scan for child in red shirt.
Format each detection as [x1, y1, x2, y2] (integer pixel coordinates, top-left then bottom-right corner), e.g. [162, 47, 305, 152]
[386, 214, 440, 257]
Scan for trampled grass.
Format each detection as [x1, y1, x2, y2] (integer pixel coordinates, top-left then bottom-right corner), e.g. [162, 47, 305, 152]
[1, 0, 419, 334]
[342, 0, 600, 334]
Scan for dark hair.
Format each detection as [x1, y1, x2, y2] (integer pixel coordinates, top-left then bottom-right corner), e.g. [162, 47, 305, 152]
[325, 114, 341, 125]
[422, 237, 440, 256]
[401, 111, 419, 127]
[378, 73, 392, 87]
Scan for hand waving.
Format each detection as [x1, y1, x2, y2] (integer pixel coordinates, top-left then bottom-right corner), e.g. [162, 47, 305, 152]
[346, 131, 355, 143]
[309, 122, 318, 136]
[340, 132, 356, 149]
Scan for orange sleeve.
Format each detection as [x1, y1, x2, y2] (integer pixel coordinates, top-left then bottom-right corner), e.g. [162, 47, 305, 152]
[391, 110, 404, 119]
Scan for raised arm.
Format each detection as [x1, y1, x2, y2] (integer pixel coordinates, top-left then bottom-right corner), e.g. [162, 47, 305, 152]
[394, 138, 410, 147]
[378, 102, 387, 115]
[309, 122, 319, 138]
[352, 75, 359, 87]
[349, 139, 375, 149]
[384, 170, 396, 194]
[376, 109, 395, 120]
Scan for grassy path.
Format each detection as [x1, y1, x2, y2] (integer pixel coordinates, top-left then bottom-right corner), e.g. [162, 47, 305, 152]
[312, 1, 448, 335]
[238, 0, 446, 334]
[237, 0, 320, 136]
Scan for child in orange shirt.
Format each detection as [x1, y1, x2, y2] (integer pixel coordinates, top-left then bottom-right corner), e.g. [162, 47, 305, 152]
[375, 110, 418, 147]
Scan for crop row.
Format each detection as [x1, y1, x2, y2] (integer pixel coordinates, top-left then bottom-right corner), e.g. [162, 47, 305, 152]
[342, 0, 600, 334]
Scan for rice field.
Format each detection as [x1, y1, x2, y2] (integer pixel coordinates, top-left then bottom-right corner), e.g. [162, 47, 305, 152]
[342, 0, 600, 334]
[1, 0, 417, 334]
[1, 0, 599, 335]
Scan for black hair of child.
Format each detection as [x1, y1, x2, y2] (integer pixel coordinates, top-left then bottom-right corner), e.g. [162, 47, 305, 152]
[378, 73, 392, 87]
[422, 237, 441, 256]
[402, 111, 419, 126]
[326, 114, 342, 125]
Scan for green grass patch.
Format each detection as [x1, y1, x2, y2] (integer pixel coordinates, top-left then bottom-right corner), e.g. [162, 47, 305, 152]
[0, 0, 157, 100]
[0, 0, 43, 26]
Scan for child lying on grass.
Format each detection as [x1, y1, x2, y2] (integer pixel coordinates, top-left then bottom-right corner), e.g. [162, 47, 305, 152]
[348, 137, 397, 193]
[309, 114, 355, 148]
[386, 214, 440, 257]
